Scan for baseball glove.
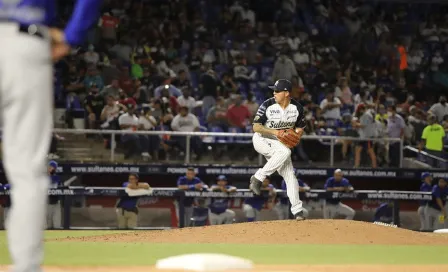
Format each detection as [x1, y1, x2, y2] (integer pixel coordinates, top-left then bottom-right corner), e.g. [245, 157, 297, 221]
[278, 129, 302, 148]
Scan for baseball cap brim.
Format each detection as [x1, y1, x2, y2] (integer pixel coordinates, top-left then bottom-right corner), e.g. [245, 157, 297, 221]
[268, 85, 289, 92]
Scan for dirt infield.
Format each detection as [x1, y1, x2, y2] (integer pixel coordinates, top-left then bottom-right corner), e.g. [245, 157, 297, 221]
[57, 220, 448, 245]
[2, 265, 448, 272]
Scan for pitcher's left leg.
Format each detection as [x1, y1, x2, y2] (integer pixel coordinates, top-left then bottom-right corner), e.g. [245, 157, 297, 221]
[277, 157, 303, 216]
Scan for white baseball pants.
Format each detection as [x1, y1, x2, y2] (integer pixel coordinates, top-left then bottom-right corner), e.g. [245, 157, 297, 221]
[424, 205, 445, 231]
[209, 209, 235, 225]
[243, 204, 260, 221]
[252, 133, 303, 215]
[46, 203, 62, 229]
[323, 202, 355, 220]
[417, 205, 426, 231]
[0, 24, 52, 272]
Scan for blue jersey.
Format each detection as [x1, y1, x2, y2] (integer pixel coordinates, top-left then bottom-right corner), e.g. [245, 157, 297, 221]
[280, 179, 308, 205]
[117, 182, 139, 211]
[208, 185, 236, 214]
[419, 182, 432, 206]
[428, 185, 448, 211]
[373, 203, 393, 223]
[0, 0, 102, 46]
[177, 176, 203, 207]
[324, 177, 352, 205]
[245, 184, 275, 211]
[2, 183, 11, 207]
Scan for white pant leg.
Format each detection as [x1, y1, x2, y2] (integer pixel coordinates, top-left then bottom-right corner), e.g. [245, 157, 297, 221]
[424, 206, 441, 231]
[243, 204, 259, 220]
[174, 201, 193, 227]
[3, 207, 9, 229]
[323, 203, 337, 219]
[0, 25, 52, 272]
[252, 133, 291, 181]
[277, 157, 303, 215]
[223, 209, 236, 224]
[337, 203, 355, 220]
[46, 203, 53, 229]
[417, 206, 426, 231]
[208, 211, 223, 225]
[48, 203, 61, 229]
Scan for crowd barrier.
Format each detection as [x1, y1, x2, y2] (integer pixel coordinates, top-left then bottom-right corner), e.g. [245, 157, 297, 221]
[53, 128, 403, 167]
[1, 187, 443, 229]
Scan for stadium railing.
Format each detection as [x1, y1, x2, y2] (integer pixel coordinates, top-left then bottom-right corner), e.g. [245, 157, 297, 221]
[53, 128, 403, 167]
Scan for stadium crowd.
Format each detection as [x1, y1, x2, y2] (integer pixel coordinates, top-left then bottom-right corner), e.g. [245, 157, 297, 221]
[52, 0, 448, 167]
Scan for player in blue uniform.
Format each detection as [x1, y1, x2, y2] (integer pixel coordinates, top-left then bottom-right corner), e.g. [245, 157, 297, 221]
[177, 167, 207, 227]
[0, 1, 102, 271]
[373, 202, 393, 224]
[208, 175, 236, 225]
[116, 173, 150, 229]
[243, 177, 276, 222]
[46, 160, 62, 229]
[424, 178, 448, 231]
[418, 172, 433, 230]
[323, 169, 356, 220]
[1, 183, 11, 228]
[275, 178, 310, 220]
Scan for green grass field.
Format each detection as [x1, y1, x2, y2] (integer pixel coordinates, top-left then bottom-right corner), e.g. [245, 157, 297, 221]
[1, 231, 448, 266]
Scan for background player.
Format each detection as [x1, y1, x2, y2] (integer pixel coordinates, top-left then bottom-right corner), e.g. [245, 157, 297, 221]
[250, 79, 306, 220]
[208, 175, 236, 225]
[0, 1, 102, 270]
[373, 202, 394, 224]
[323, 169, 356, 220]
[176, 167, 208, 227]
[418, 172, 433, 231]
[243, 177, 276, 222]
[47, 160, 62, 229]
[275, 176, 310, 220]
[424, 178, 448, 231]
[116, 173, 150, 229]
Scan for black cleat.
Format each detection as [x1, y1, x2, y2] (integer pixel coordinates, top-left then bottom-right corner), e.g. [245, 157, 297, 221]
[249, 176, 262, 195]
[295, 211, 305, 221]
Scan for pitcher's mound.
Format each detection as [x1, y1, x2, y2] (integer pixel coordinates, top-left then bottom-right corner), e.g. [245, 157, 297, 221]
[61, 220, 448, 245]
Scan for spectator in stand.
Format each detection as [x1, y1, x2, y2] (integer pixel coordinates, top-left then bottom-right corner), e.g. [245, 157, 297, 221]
[138, 105, 161, 160]
[244, 92, 259, 117]
[110, 39, 133, 63]
[101, 79, 123, 100]
[335, 77, 353, 109]
[320, 91, 342, 120]
[101, 57, 121, 85]
[200, 68, 221, 116]
[233, 55, 256, 89]
[131, 57, 144, 79]
[118, 103, 150, 160]
[429, 96, 448, 123]
[207, 97, 228, 131]
[100, 95, 123, 130]
[226, 95, 251, 129]
[177, 88, 197, 113]
[152, 99, 174, 127]
[272, 50, 297, 82]
[171, 58, 190, 79]
[131, 79, 149, 105]
[154, 78, 182, 98]
[170, 106, 203, 160]
[160, 88, 180, 115]
[83, 66, 104, 99]
[221, 72, 238, 98]
[84, 44, 100, 65]
[419, 114, 446, 167]
[172, 70, 192, 91]
[387, 105, 405, 167]
[98, 11, 119, 43]
[84, 88, 105, 130]
[118, 66, 134, 95]
[353, 104, 377, 168]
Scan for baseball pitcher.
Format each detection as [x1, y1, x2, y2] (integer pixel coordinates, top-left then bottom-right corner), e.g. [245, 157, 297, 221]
[275, 178, 310, 220]
[323, 169, 356, 220]
[249, 79, 306, 220]
[0, 1, 102, 271]
[208, 175, 236, 225]
[424, 178, 448, 231]
[418, 172, 433, 231]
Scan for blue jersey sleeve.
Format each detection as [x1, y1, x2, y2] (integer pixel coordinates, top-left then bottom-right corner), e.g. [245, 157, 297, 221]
[50, 175, 61, 187]
[64, 0, 103, 46]
[122, 182, 129, 188]
[420, 183, 432, 192]
[177, 177, 187, 186]
[432, 185, 441, 198]
[324, 178, 333, 189]
[341, 178, 352, 187]
[281, 180, 287, 190]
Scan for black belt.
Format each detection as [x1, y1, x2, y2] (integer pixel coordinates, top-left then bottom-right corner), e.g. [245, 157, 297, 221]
[0, 21, 45, 39]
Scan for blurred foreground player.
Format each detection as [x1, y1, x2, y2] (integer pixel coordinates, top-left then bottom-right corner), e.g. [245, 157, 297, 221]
[0, 1, 102, 271]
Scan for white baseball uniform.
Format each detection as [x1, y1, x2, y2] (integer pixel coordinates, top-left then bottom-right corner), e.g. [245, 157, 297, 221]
[252, 97, 306, 216]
